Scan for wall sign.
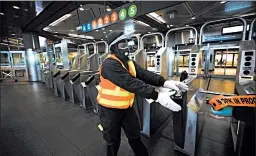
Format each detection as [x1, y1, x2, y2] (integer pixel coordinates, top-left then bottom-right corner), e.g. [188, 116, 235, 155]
[128, 4, 137, 17]
[76, 1, 182, 34]
[97, 18, 103, 27]
[104, 15, 110, 25]
[111, 12, 118, 23]
[119, 8, 127, 20]
[77, 3, 138, 33]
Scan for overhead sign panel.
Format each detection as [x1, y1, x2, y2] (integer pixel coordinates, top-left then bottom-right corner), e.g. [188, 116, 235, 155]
[77, 3, 137, 34]
[76, 1, 182, 34]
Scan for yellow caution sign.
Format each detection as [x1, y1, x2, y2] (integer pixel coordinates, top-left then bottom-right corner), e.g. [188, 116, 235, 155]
[209, 95, 256, 111]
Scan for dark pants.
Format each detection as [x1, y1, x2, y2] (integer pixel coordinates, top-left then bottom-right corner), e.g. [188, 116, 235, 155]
[99, 104, 149, 156]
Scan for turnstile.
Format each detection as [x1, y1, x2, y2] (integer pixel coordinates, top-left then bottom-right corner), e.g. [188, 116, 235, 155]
[96, 41, 108, 66]
[44, 70, 54, 90]
[70, 71, 98, 109]
[59, 70, 81, 100]
[53, 69, 69, 97]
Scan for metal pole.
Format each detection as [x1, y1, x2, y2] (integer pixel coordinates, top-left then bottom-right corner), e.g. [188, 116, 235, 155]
[249, 18, 256, 40]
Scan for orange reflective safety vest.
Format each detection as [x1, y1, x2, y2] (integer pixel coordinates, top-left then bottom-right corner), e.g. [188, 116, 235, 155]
[97, 54, 136, 109]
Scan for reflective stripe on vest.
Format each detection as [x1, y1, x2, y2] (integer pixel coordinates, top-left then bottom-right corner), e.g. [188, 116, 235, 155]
[97, 54, 136, 109]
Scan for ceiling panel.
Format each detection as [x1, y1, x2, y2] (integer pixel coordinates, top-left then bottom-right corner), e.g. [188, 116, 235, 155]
[187, 1, 219, 15]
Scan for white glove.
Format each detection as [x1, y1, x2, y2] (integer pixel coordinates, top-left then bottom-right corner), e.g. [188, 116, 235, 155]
[164, 80, 189, 92]
[156, 92, 182, 112]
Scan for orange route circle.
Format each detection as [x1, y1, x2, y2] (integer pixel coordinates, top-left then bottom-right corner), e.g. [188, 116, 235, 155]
[111, 12, 118, 23]
[97, 18, 103, 27]
[92, 20, 97, 29]
[104, 15, 110, 25]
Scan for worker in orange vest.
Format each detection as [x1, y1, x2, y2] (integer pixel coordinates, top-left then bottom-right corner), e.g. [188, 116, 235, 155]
[97, 31, 189, 156]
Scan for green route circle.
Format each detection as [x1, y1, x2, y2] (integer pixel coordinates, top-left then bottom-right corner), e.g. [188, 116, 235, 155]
[128, 4, 137, 17]
[119, 8, 127, 21]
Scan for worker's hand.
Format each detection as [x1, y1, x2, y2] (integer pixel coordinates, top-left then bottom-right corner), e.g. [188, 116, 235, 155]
[164, 80, 189, 92]
[156, 92, 181, 112]
[155, 87, 171, 93]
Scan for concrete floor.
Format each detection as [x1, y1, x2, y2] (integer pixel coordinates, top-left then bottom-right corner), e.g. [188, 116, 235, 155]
[0, 78, 235, 156]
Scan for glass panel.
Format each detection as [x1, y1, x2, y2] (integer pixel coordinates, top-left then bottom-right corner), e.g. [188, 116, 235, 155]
[15, 70, 25, 77]
[0, 53, 10, 64]
[87, 45, 94, 55]
[12, 53, 25, 66]
[78, 46, 85, 56]
[224, 49, 239, 76]
[211, 50, 225, 75]
[97, 43, 106, 55]
[147, 55, 155, 72]
[178, 52, 190, 73]
[55, 47, 63, 65]
[173, 52, 177, 74]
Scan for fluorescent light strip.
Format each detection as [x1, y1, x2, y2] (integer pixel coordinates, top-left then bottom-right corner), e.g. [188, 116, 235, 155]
[49, 14, 72, 26]
[146, 12, 166, 24]
[13, 6, 19, 9]
[0, 43, 9, 46]
[68, 33, 94, 39]
[43, 27, 50, 31]
[135, 20, 150, 27]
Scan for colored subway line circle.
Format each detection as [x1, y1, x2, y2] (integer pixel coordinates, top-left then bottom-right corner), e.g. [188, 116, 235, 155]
[128, 4, 137, 17]
[119, 8, 127, 20]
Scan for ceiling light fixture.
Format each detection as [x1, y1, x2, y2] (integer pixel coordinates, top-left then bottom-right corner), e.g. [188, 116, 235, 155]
[146, 12, 166, 24]
[0, 12, 4, 15]
[96, 30, 99, 32]
[238, 12, 256, 17]
[13, 6, 20, 9]
[191, 16, 196, 20]
[135, 20, 150, 27]
[55, 32, 58, 33]
[0, 43, 9, 46]
[11, 34, 15, 36]
[43, 27, 50, 31]
[68, 34, 94, 39]
[49, 14, 72, 26]
[79, 8, 84, 11]
[220, 1, 226, 4]
[106, 6, 111, 12]
[85, 36, 94, 39]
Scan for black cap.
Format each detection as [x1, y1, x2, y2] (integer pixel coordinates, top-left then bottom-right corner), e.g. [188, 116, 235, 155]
[107, 31, 124, 45]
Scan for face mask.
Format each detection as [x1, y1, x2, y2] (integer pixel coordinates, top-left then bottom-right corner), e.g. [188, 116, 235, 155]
[118, 41, 130, 57]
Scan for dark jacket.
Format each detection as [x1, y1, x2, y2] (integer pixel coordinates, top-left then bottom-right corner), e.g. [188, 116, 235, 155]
[101, 45, 165, 100]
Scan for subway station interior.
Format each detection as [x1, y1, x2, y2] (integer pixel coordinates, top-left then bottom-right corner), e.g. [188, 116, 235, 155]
[0, 1, 255, 156]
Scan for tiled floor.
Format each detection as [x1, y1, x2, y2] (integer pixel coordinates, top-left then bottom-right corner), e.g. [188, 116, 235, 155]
[0, 78, 235, 156]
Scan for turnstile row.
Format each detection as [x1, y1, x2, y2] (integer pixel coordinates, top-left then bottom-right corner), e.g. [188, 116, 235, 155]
[44, 68, 203, 156]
